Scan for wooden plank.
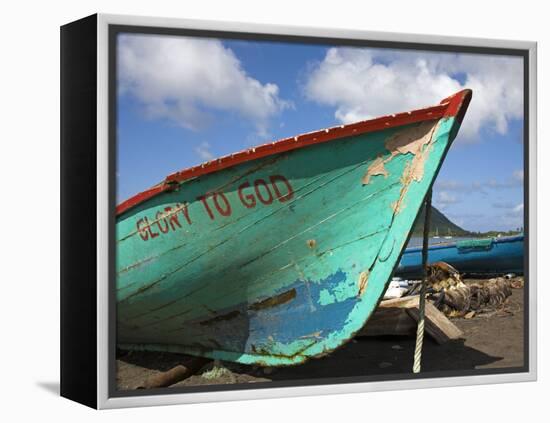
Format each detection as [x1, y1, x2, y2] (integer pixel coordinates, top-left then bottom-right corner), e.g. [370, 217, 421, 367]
[406, 301, 463, 344]
[137, 358, 210, 389]
[356, 307, 417, 337]
[379, 295, 421, 309]
[358, 295, 463, 344]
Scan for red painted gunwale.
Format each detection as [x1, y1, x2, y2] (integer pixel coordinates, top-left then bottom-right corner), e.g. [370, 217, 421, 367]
[117, 89, 472, 216]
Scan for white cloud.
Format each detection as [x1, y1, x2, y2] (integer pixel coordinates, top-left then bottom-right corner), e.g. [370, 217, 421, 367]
[194, 141, 215, 161]
[492, 201, 516, 209]
[435, 173, 523, 195]
[500, 203, 524, 228]
[487, 178, 515, 189]
[118, 34, 289, 135]
[510, 203, 524, 215]
[513, 169, 524, 182]
[434, 190, 458, 210]
[435, 180, 467, 191]
[304, 47, 523, 141]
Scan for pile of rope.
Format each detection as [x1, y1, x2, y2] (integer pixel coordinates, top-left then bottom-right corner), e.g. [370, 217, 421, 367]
[424, 262, 518, 316]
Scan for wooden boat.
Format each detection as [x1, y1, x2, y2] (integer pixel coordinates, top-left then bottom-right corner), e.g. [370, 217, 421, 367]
[116, 89, 472, 366]
[396, 234, 524, 279]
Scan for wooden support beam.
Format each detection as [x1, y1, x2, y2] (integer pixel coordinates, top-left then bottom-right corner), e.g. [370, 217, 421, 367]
[137, 357, 211, 389]
[357, 295, 463, 344]
[407, 301, 463, 344]
[358, 307, 417, 337]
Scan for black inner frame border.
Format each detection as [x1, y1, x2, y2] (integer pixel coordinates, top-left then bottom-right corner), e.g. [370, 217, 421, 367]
[108, 23, 530, 399]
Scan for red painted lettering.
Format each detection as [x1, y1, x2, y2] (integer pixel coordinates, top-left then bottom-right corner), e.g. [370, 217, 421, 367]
[197, 195, 215, 220]
[146, 217, 159, 238]
[238, 181, 256, 208]
[156, 211, 170, 234]
[254, 179, 273, 205]
[164, 206, 182, 231]
[270, 175, 294, 202]
[137, 218, 149, 241]
[136, 175, 293, 242]
[213, 192, 231, 216]
[178, 202, 192, 225]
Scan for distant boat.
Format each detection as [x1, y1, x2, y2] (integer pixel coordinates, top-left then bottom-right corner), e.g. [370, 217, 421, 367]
[396, 234, 524, 279]
[433, 227, 440, 239]
[116, 90, 472, 366]
[444, 228, 453, 239]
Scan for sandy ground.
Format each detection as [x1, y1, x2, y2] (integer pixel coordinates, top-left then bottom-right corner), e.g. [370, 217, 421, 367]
[116, 280, 525, 391]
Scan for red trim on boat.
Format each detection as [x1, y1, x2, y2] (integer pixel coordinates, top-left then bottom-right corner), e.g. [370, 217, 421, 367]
[442, 88, 472, 123]
[117, 90, 472, 216]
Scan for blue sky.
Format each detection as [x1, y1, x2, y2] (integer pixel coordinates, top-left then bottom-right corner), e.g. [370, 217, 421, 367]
[117, 33, 524, 232]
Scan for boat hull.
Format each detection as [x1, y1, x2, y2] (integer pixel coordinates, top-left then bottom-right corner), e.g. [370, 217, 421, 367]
[396, 235, 524, 279]
[116, 92, 471, 366]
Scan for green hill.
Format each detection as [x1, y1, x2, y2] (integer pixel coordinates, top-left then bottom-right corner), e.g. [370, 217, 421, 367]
[411, 205, 470, 237]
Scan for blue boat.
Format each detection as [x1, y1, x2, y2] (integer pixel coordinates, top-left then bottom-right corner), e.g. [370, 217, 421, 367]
[116, 90, 472, 366]
[396, 235, 524, 279]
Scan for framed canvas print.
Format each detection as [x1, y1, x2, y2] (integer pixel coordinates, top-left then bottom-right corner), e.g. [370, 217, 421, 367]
[60, 13, 537, 409]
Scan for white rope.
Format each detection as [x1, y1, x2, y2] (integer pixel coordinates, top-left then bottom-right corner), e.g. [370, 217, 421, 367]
[413, 276, 427, 373]
[413, 189, 432, 374]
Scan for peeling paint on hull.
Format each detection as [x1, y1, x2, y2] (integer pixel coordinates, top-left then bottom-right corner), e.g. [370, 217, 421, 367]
[116, 91, 471, 366]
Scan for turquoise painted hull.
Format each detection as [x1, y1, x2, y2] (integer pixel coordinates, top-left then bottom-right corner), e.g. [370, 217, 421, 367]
[396, 235, 524, 279]
[116, 92, 471, 366]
